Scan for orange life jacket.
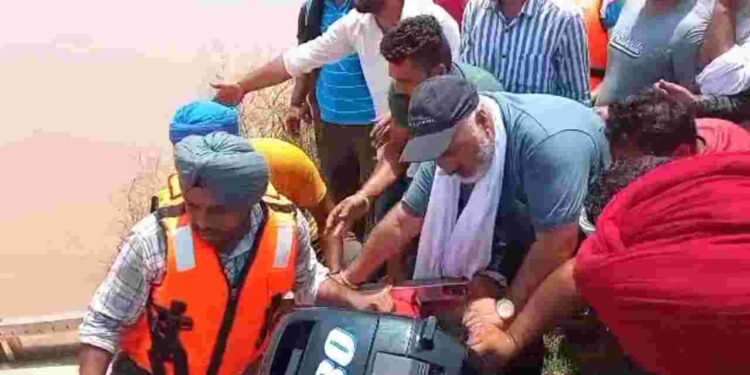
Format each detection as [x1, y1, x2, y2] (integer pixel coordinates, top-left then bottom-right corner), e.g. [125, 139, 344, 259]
[120, 196, 299, 375]
[573, 0, 608, 89]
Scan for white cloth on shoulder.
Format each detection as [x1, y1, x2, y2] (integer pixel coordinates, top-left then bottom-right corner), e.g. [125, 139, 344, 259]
[413, 98, 507, 280]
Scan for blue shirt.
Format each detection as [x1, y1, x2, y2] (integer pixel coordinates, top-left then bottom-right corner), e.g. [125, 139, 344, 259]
[403, 91, 610, 231]
[316, 0, 376, 125]
[460, 0, 591, 105]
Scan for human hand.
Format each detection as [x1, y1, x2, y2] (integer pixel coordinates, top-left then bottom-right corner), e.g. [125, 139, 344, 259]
[467, 323, 518, 372]
[325, 194, 370, 238]
[370, 114, 393, 149]
[354, 285, 394, 313]
[211, 82, 245, 106]
[463, 298, 505, 331]
[285, 105, 303, 136]
[654, 80, 698, 104]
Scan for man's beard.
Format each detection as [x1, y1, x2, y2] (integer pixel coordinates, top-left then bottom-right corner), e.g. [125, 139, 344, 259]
[459, 137, 494, 184]
[354, 0, 386, 13]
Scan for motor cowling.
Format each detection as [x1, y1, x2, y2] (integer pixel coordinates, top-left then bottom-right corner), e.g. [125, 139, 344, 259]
[258, 307, 477, 375]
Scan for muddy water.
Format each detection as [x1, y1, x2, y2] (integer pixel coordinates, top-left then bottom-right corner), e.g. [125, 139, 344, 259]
[0, 0, 299, 317]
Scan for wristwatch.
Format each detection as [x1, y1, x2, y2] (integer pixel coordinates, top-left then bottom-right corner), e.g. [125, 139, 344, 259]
[495, 298, 516, 320]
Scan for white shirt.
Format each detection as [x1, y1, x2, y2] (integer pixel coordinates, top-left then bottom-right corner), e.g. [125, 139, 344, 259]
[283, 0, 461, 118]
[696, 1, 750, 95]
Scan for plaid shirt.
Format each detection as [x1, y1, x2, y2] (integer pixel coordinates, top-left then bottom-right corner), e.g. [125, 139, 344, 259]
[79, 204, 328, 354]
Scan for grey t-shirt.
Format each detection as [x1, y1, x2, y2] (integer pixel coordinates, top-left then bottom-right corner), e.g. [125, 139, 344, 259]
[597, 0, 710, 105]
[402, 91, 610, 279]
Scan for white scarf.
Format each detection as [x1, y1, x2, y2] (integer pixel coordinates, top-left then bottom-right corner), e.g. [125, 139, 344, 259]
[413, 98, 507, 280]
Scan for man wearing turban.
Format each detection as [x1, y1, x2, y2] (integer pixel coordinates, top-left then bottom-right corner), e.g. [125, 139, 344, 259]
[464, 152, 750, 374]
[163, 100, 363, 272]
[79, 132, 393, 375]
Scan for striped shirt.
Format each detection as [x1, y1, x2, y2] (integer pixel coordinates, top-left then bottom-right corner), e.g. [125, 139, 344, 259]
[316, 0, 376, 125]
[460, 0, 591, 105]
[79, 204, 329, 354]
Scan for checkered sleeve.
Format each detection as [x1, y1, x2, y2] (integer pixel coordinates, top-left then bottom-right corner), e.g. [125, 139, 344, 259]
[292, 209, 330, 305]
[79, 215, 166, 354]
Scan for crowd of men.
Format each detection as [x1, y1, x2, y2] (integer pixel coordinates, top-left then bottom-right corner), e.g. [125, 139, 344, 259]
[79, 0, 750, 374]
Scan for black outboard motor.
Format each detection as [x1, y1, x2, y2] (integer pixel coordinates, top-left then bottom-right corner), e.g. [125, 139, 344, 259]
[258, 307, 480, 375]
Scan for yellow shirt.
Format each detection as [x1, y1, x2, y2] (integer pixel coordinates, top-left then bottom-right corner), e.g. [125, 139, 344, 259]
[249, 138, 327, 209]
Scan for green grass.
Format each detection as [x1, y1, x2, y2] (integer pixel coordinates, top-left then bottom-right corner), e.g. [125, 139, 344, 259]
[544, 330, 579, 375]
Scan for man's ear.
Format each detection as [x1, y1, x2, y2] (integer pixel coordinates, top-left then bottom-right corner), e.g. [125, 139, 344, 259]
[475, 106, 495, 139]
[429, 63, 448, 77]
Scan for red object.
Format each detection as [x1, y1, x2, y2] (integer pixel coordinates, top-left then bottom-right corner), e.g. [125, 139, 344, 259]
[392, 288, 424, 317]
[571, 0, 608, 90]
[696, 118, 750, 154]
[387, 279, 468, 318]
[575, 152, 750, 374]
[434, 0, 468, 26]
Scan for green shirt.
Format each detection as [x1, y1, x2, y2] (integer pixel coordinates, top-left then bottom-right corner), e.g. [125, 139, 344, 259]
[389, 62, 504, 128]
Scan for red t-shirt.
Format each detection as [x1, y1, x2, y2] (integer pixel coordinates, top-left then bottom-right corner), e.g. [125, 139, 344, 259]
[434, 0, 468, 26]
[696, 118, 750, 154]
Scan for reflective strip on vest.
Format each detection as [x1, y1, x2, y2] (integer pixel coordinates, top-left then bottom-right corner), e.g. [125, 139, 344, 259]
[274, 226, 294, 268]
[174, 226, 196, 272]
[118, 206, 299, 375]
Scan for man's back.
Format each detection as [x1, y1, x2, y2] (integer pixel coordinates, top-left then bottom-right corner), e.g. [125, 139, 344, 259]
[696, 118, 750, 154]
[250, 138, 327, 209]
[487, 92, 609, 228]
[597, 0, 709, 105]
[405, 91, 609, 229]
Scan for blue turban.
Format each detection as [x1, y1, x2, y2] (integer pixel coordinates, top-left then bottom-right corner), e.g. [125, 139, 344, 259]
[174, 132, 268, 206]
[169, 101, 240, 144]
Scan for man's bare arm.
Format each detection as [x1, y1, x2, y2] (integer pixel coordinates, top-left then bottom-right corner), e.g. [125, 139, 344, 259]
[238, 57, 293, 94]
[326, 126, 411, 238]
[467, 259, 585, 366]
[342, 203, 423, 285]
[701, 0, 737, 66]
[359, 126, 410, 200]
[506, 224, 580, 311]
[291, 73, 314, 107]
[508, 259, 585, 351]
[79, 344, 113, 375]
[310, 195, 346, 272]
[316, 278, 394, 312]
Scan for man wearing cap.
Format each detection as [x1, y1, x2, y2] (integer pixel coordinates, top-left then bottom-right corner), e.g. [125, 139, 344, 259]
[336, 76, 609, 372]
[212, 0, 460, 233]
[78, 132, 393, 375]
[164, 100, 362, 271]
[325, 15, 502, 280]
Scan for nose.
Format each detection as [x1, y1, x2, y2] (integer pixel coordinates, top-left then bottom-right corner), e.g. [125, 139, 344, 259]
[191, 210, 212, 232]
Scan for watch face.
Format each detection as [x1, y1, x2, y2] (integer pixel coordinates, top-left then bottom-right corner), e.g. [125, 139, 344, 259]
[497, 299, 515, 319]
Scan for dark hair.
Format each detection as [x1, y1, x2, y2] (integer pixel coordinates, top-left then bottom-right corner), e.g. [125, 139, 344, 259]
[585, 156, 672, 223]
[380, 15, 452, 74]
[606, 89, 698, 156]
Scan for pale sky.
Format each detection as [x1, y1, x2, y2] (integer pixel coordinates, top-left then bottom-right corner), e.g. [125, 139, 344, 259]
[0, 0, 302, 315]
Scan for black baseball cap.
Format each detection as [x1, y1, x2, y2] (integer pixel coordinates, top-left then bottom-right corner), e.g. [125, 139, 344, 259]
[401, 75, 479, 163]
